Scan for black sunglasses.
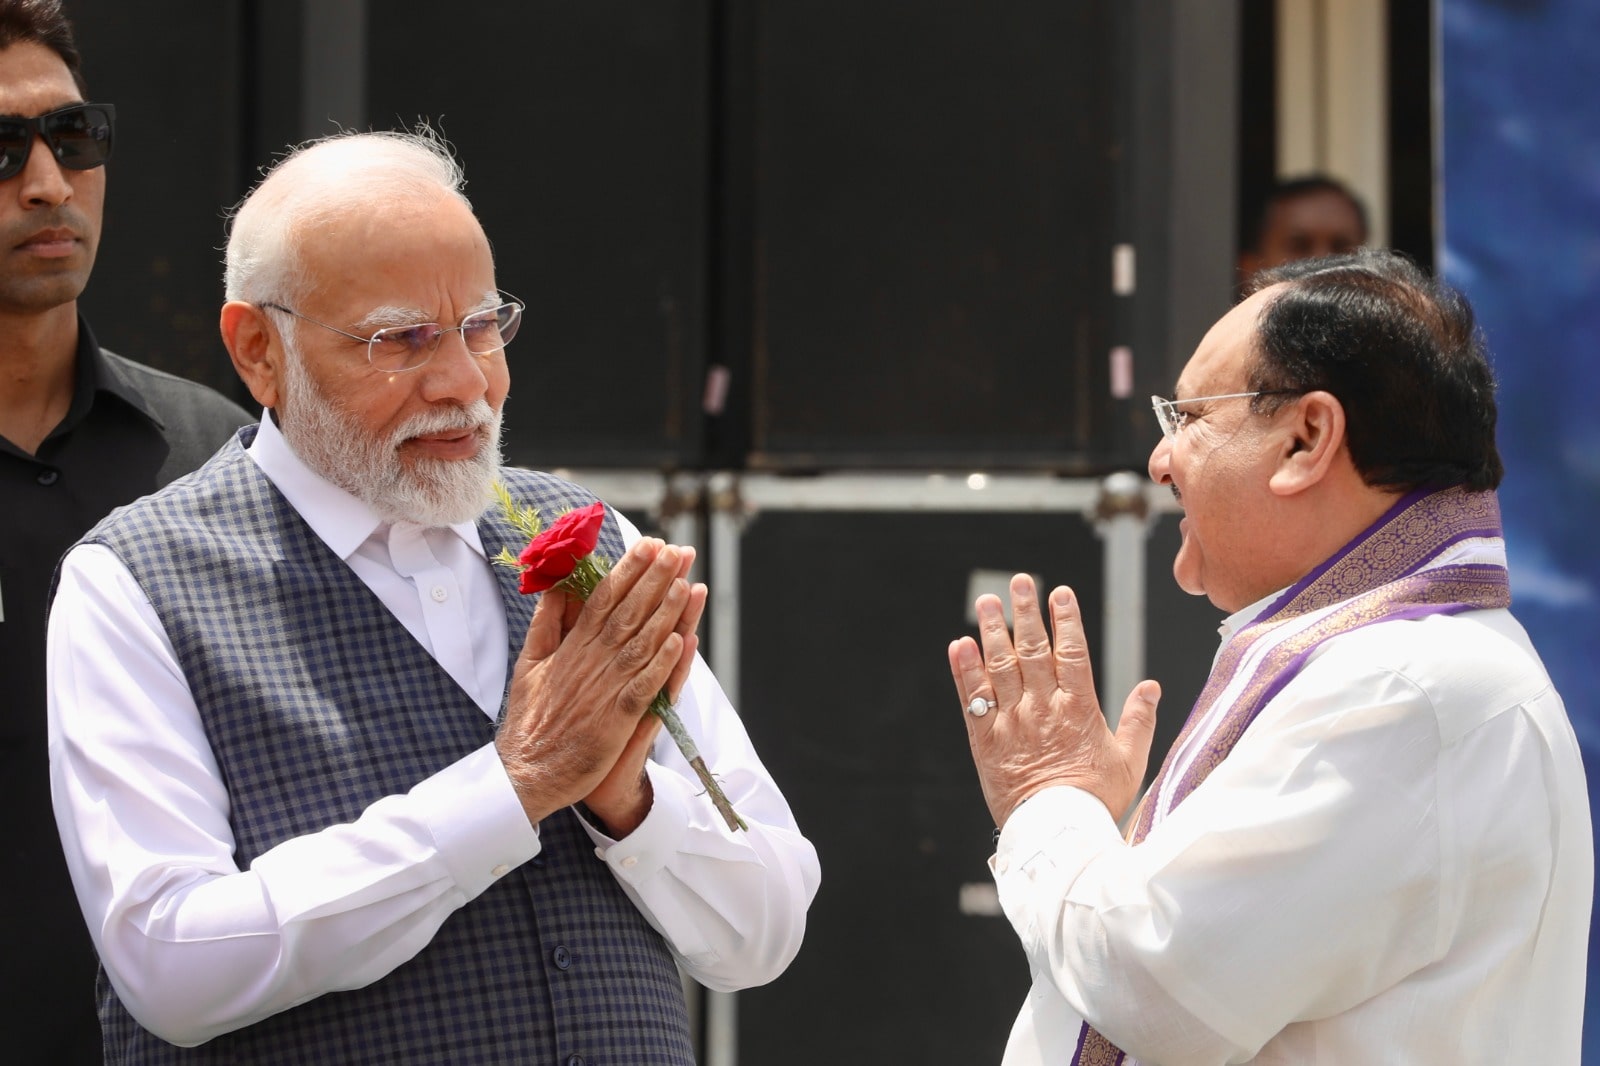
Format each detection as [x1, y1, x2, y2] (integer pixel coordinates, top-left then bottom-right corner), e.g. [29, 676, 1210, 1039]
[0, 102, 115, 182]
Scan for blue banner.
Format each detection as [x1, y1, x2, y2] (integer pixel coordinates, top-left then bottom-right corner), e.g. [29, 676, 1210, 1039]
[1441, 0, 1600, 1054]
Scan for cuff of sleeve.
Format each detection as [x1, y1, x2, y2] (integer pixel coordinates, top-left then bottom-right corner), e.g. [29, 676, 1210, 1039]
[995, 786, 1120, 867]
[412, 744, 543, 899]
[578, 761, 690, 884]
[990, 786, 1123, 945]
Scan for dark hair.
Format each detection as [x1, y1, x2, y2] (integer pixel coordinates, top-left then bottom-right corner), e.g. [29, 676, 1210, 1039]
[1241, 248, 1503, 492]
[1239, 174, 1370, 254]
[0, 0, 85, 94]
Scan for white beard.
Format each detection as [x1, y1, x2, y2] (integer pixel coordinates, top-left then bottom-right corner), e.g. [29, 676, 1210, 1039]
[277, 343, 504, 528]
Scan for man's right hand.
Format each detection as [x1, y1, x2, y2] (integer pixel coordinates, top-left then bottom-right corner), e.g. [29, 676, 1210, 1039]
[949, 575, 1159, 827]
[495, 538, 701, 825]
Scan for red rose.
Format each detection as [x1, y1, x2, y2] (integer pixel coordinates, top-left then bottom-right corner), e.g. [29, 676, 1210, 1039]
[515, 501, 606, 594]
[492, 485, 744, 830]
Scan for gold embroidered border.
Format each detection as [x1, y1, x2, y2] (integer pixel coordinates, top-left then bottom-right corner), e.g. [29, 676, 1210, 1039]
[1072, 1025, 1127, 1066]
[1132, 488, 1506, 843]
[1084, 490, 1506, 1059]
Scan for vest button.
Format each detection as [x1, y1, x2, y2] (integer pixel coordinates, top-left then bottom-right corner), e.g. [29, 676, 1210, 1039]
[36, 468, 59, 486]
[566, 1056, 585, 1066]
[552, 945, 572, 970]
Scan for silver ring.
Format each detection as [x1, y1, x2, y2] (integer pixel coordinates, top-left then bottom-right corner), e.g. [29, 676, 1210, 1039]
[966, 696, 997, 718]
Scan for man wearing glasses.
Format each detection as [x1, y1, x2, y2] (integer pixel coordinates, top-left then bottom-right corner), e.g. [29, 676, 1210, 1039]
[951, 249, 1590, 1064]
[45, 128, 818, 1064]
[0, 2, 250, 1061]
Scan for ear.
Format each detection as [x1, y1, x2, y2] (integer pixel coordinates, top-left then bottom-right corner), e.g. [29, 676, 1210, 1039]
[1267, 390, 1347, 496]
[220, 300, 282, 410]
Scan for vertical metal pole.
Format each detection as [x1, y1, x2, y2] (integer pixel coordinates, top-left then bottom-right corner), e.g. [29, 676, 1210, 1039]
[664, 473, 707, 583]
[660, 471, 706, 1052]
[705, 988, 738, 1066]
[706, 472, 743, 709]
[704, 471, 742, 1066]
[1095, 472, 1152, 729]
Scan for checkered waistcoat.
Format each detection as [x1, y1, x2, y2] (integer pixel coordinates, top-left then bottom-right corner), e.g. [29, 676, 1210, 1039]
[80, 428, 694, 1065]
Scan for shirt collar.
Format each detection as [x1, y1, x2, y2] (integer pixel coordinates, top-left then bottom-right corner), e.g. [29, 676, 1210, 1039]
[1217, 585, 1287, 642]
[245, 411, 488, 562]
[53, 317, 162, 437]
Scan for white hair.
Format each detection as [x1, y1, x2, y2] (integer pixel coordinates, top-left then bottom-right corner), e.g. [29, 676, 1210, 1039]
[223, 125, 472, 305]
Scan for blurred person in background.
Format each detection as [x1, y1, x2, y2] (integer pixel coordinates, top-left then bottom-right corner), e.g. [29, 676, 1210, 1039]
[1237, 173, 1369, 288]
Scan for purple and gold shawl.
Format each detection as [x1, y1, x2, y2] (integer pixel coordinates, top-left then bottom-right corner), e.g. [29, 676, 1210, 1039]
[1073, 485, 1510, 1065]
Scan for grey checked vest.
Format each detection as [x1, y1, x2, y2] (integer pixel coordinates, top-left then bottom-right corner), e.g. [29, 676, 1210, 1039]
[80, 428, 694, 1065]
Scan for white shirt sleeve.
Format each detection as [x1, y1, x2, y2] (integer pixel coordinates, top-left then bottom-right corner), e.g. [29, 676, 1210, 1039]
[577, 656, 821, 991]
[576, 509, 822, 992]
[990, 633, 1562, 1065]
[47, 544, 542, 1046]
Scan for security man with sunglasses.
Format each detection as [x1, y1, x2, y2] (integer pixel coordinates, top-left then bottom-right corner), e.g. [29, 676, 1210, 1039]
[0, 3, 250, 1061]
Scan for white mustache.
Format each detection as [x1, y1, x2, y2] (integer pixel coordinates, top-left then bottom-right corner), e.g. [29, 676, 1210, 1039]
[395, 401, 496, 442]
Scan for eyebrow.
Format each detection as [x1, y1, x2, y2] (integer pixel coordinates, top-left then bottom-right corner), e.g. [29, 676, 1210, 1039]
[351, 291, 502, 332]
[352, 305, 428, 332]
[0, 100, 87, 121]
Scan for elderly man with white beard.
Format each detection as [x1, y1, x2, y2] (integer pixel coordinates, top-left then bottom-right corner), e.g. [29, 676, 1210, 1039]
[44, 128, 819, 1066]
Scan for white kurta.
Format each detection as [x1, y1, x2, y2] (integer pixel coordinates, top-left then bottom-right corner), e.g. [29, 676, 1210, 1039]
[47, 414, 820, 1047]
[992, 601, 1591, 1065]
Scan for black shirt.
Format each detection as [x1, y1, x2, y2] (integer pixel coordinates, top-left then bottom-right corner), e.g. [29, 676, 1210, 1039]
[0, 318, 252, 1064]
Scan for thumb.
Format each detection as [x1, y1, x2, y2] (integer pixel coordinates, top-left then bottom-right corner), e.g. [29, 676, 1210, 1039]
[1114, 679, 1160, 780]
[520, 587, 569, 664]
